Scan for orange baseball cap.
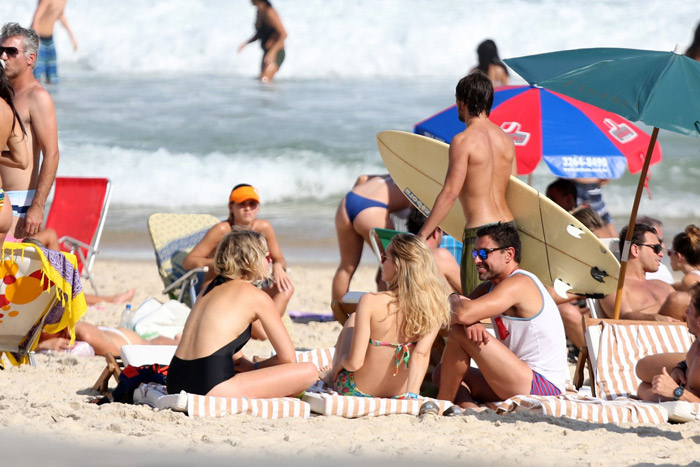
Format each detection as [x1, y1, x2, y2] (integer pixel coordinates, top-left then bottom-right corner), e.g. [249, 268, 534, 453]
[229, 185, 260, 204]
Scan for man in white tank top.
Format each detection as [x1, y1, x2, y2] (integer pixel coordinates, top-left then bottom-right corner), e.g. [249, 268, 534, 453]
[434, 222, 569, 410]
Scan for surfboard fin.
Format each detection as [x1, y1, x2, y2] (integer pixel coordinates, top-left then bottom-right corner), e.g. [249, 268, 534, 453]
[566, 224, 585, 239]
[590, 266, 609, 283]
[553, 278, 573, 299]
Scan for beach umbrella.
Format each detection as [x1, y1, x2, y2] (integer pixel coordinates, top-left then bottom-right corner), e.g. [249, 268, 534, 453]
[504, 47, 700, 319]
[414, 85, 662, 179]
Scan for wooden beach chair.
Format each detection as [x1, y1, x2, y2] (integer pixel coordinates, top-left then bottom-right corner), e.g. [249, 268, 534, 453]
[45, 177, 112, 294]
[0, 242, 86, 367]
[147, 213, 219, 307]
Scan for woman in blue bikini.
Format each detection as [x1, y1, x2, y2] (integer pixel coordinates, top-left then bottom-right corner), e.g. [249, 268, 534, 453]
[332, 174, 411, 302]
[326, 233, 450, 399]
[168, 229, 318, 398]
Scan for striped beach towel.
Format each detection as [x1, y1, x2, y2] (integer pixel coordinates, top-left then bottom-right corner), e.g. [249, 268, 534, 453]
[595, 321, 694, 400]
[488, 394, 668, 424]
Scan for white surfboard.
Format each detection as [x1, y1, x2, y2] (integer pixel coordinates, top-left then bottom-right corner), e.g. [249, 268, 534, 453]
[377, 130, 620, 296]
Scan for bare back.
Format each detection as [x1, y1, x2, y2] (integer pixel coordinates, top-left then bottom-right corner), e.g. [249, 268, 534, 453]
[352, 292, 436, 397]
[32, 0, 67, 37]
[452, 118, 514, 228]
[175, 280, 261, 360]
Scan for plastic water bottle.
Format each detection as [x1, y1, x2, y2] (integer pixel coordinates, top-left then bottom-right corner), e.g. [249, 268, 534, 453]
[119, 304, 132, 328]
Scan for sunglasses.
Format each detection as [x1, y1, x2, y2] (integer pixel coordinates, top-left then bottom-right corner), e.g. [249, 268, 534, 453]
[636, 243, 663, 254]
[471, 246, 508, 261]
[0, 46, 20, 58]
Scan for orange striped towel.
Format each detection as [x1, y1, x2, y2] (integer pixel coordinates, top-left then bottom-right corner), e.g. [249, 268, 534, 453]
[488, 394, 668, 424]
[596, 322, 694, 400]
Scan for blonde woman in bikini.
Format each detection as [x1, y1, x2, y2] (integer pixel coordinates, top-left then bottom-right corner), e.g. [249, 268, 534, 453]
[184, 184, 292, 340]
[325, 233, 450, 399]
[0, 63, 29, 243]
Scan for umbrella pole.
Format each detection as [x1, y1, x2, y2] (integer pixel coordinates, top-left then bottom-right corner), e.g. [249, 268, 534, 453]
[612, 127, 660, 319]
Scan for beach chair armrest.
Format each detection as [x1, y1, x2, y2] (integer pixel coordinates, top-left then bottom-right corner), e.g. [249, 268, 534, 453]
[58, 235, 97, 255]
[162, 266, 208, 295]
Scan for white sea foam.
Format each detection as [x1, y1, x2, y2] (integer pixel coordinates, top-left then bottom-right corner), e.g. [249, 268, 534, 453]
[57, 142, 384, 207]
[5, 0, 699, 78]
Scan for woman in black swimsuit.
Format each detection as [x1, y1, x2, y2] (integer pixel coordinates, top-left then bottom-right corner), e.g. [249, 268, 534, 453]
[167, 229, 318, 397]
[238, 0, 288, 82]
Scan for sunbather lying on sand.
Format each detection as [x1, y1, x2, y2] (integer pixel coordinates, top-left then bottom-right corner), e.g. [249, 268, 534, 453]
[168, 229, 318, 398]
[323, 233, 450, 398]
[36, 321, 180, 357]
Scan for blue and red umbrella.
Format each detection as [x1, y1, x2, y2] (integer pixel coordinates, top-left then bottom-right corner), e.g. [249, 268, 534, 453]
[414, 85, 662, 178]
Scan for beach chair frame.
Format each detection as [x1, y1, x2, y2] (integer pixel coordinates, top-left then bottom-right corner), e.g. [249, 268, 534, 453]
[45, 177, 112, 294]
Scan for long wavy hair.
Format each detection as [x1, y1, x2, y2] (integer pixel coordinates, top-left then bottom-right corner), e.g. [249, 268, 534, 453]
[0, 66, 26, 136]
[384, 233, 451, 338]
[214, 228, 271, 283]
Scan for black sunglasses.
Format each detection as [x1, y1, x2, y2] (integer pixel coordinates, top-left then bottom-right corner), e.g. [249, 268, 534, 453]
[636, 243, 663, 254]
[471, 246, 508, 260]
[0, 46, 20, 58]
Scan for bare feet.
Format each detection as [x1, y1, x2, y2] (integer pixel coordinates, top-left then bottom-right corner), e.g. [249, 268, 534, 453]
[109, 288, 136, 304]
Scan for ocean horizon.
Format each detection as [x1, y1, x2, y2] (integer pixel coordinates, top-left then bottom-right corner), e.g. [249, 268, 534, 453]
[4, 0, 699, 263]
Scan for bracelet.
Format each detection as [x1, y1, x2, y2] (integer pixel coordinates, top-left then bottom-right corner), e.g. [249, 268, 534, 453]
[253, 362, 259, 370]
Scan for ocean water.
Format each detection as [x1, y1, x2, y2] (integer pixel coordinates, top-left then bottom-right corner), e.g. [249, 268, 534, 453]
[4, 1, 700, 263]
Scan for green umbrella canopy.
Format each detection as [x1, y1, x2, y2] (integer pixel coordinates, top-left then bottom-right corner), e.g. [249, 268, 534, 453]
[504, 47, 700, 319]
[505, 48, 700, 137]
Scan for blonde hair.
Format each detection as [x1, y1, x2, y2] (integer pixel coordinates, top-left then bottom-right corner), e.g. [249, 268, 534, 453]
[385, 233, 451, 338]
[214, 229, 271, 283]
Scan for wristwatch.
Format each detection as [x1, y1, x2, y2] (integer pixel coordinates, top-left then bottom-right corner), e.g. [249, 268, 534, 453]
[673, 385, 685, 401]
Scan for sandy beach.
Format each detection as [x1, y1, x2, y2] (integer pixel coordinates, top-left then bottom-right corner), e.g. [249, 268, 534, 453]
[1, 259, 698, 467]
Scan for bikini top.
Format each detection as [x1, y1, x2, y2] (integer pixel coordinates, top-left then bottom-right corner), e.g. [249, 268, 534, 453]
[369, 338, 417, 376]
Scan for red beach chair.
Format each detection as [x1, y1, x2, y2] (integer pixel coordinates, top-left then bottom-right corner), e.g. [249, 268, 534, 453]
[45, 177, 112, 294]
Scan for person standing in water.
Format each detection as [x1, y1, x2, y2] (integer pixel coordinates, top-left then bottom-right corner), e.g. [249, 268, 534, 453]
[238, 0, 287, 82]
[31, 0, 79, 84]
[470, 39, 509, 88]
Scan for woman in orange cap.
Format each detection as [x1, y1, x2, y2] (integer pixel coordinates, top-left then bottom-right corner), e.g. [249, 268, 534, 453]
[184, 183, 293, 340]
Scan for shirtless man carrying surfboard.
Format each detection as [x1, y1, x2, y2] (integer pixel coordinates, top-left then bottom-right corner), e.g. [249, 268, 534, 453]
[418, 71, 517, 295]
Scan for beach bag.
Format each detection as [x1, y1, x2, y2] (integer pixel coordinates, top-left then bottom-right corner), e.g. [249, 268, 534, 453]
[124, 298, 190, 339]
[112, 364, 169, 404]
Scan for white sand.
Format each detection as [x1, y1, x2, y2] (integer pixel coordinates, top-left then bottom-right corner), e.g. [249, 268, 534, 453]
[2, 260, 699, 466]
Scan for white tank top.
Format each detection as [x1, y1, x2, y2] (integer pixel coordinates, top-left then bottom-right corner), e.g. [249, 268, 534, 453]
[489, 269, 569, 393]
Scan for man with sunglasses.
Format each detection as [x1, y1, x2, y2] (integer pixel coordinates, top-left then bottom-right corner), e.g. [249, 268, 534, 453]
[0, 23, 60, 247]
[599, 223, 676, 321]
[434, 222, 569, 410]
[417, 71, 517, 297]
